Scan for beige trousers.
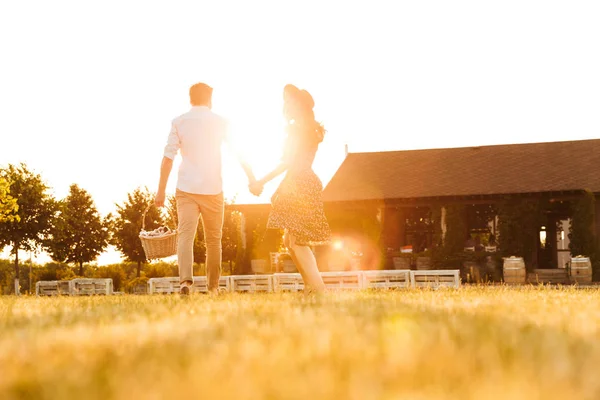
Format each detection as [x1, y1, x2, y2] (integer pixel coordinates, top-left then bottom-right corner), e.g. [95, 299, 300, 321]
[176, 190, 224, 290]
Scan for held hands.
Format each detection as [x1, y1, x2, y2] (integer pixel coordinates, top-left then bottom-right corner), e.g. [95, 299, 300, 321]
[249, 179, 264, 197]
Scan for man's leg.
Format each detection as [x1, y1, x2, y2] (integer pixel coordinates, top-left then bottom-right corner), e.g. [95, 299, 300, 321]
[176, 190, 200, 289]
[198, 193, 224, 292]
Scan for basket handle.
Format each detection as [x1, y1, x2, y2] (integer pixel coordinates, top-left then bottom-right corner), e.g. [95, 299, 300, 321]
[141, 201, 177, 232]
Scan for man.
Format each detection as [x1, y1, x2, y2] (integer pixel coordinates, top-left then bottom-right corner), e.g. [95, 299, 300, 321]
[155, 82, 256, 295]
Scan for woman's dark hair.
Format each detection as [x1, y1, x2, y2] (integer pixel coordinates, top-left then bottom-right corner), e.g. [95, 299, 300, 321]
[284, 84, 325, 144]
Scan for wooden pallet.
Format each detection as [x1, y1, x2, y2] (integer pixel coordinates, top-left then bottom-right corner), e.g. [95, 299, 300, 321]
[133, 284, 148, 295]
[230, 275, 273, 293]
[362, 270, 410, 289]
[410, 270, 460, 289]
[36, 281, 64, 296]
[192, 276, 232, 293]
[148, 277, 180, 294]
[148, 276, 232, 294]
[321, 271, 363, 290]
[273, 273, 305, 292]
[58, 281, 72, 294]
[71, 279, 113, 295]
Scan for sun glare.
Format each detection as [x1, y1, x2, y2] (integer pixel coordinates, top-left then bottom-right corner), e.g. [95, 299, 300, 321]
[216, 94, 288, 203]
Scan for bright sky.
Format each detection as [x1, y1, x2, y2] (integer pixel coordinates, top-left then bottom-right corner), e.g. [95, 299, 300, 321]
[1, 0, 599, 264]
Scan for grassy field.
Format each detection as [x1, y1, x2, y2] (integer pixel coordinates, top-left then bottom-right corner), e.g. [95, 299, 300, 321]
[1, 287, 600, 400]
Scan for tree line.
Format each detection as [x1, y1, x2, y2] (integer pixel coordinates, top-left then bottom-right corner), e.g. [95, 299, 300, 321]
[0, 163, 241, 294]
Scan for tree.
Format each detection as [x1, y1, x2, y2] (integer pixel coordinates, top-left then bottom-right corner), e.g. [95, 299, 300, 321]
[569, 190, 596, 258]
[46, 184, 111, 276]
[0, 177, 19, 223]
[0, 164, 56, 295]
[442, 204, 468, 255]
[222, 206, 241, 270]
[112, 187, 163, 277]
[497, 198, 544, 269]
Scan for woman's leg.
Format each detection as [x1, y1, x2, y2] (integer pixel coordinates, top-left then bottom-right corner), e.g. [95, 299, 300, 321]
[283, 230, 307, 283]
[287, 232, 326, 293]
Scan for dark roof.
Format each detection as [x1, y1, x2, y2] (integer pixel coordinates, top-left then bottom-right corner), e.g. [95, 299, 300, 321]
[322, 139, 600, 202]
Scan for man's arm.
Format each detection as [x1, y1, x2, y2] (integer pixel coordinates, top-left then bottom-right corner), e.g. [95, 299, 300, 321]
[249, 162, 288, 196]
[239, 158, 257, 183]
[156, 122, 179, 207]
[155, 156, 173, 207]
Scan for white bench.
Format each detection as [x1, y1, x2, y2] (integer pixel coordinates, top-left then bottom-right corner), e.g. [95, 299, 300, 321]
[71, 278, 113, 295]
[362, 270, 410, 289]
[273, 273, 304, 292]
[146, 270, 465, 294]
[410, 270, 460, 289]
[148, 277, 180, 294]
[148, 276, 231, 294]
[193, 276, 231, 293]
[321, 271, 363, 290]
[36, 280, 70, 296]
[230, 275, 273, 293]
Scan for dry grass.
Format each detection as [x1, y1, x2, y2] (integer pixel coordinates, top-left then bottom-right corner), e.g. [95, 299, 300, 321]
[1, 287, 600, 400]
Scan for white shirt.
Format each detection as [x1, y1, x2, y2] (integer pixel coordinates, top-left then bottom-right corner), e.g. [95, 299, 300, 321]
[164, 106, 229, 195]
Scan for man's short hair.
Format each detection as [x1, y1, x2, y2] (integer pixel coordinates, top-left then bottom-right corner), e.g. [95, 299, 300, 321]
[189, 83, 213, 106]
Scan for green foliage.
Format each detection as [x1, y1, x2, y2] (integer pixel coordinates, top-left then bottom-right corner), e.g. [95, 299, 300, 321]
[112, 187, 163, 276]
[144, 262, 178, 278]
[46, 184, 111, 275]
[0, 164, 57, 253]
[466, 204, 497, 232]
[222, 207, 240, 265]
[497, 198, 545, 269]
[568, 190, 596, 258]
[235, 213, 251, 275]
[0, 164, 57, 291]
[430, 206, 443, 249]
[0, 177, 19, 223]
[124, 276, 149, 293]
[32, 262, 77, 282]
[249, 213, 269, 260]
[443, 204, 467, 255]
[93, 264, 127, 291]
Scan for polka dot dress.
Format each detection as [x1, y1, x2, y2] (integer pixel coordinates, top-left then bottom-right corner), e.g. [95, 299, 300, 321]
[267, 135, 331, 246]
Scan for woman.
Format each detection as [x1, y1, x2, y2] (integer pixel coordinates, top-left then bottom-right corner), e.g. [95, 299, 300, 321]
[250, 84, 330, 293]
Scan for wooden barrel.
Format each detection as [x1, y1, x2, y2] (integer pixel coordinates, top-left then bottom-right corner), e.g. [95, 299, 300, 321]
[503, 256, 526, 284]
[392, 257, 412, 270]
[251, 259, 269, 274]
[416, 256, 432, 270]
[570, 257, 592, 284]
[282, 260, 298, 273]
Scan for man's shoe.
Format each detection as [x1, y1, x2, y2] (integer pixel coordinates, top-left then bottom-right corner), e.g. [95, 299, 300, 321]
[180, 280, 193, 296]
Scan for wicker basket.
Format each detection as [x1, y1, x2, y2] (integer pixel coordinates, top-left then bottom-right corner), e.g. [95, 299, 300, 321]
[139, 203, 178, 259]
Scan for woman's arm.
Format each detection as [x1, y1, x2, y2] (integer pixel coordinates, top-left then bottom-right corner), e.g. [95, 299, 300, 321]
[257, 162, 288, 186]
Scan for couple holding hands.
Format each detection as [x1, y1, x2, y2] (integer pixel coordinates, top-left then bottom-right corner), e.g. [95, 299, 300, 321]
[155, 83, 330, 295]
